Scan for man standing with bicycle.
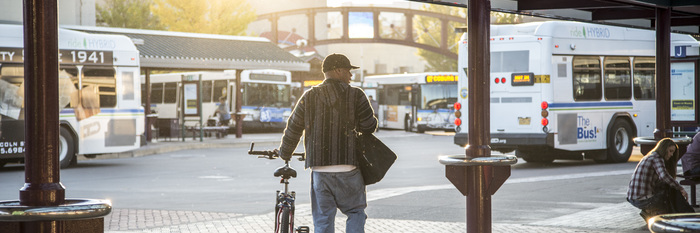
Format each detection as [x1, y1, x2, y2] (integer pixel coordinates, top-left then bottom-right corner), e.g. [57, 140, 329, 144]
[277, 53, 377, 233]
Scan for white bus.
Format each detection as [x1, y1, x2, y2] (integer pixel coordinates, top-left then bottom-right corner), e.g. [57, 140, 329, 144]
[364, 72, 458, 132]
[453, 21, 700, 163]
[145, 69, 293, 132]
[0, 24, 143, 168]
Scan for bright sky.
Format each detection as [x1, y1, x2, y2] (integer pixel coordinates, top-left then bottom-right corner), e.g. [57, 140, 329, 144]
[349, 12, 374, 38]
[327, 0, 407, 7]
[329, 0, 417, 38]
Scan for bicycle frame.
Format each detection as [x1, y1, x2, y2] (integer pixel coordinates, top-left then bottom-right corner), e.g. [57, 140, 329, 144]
[275, 189, 296, 233]
[248, 143, 309, 233]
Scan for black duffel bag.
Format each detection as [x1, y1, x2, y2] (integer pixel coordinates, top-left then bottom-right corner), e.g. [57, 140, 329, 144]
[356, 133, 396, 185]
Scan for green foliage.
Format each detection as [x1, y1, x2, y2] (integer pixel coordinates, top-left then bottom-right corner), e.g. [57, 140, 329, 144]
[414, 5, 522, 72]
[414, 4, 465, 72]
[492, 12, 523, 24]
[151, 0, 256, 36]
[96, 0, 164, 30]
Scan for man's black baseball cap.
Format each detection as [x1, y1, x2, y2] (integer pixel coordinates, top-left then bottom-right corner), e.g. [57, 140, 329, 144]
[322, 53, 359, 73]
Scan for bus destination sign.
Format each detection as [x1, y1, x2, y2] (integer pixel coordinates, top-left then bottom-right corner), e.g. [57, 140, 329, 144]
[425, 74, 458, 83]
[0, 48, 113, 65]
[511, 72, 535, 86]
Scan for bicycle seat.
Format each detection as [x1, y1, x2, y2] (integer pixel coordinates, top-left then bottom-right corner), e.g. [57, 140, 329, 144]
[274, 165, 297, 179]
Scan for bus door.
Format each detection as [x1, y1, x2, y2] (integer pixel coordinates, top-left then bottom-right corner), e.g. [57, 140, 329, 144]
[410, 84, 419, 131]
[378, 84, 412, 130]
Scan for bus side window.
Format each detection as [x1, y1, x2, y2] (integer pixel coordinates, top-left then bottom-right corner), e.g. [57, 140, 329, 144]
[376, 89, 384, 105]
[82, 67, 117, 108]
[385, 87, 400, 105]
[151, 83, 164, 104]
[572, 56, 602, 101]
[633, 57, 655, 100]
[213, 80, 227, 102]
[201, 80, 213, 103]
[399, 88, 411, 106]
[59, 66, 79, 108]
[0, 63, 25, 119]
[603, 57, 631, 100]
[141, 83, 147, 105]
[0, 63, 25, 86]
[163, 82, 177, 104]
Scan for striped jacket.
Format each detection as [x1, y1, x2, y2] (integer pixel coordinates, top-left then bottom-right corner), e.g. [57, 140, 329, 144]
[279, 78, 378, 168]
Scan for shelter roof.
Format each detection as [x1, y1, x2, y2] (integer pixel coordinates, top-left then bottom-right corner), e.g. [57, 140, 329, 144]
[62, 25, 310, 71]
[411, 0, 700, 34]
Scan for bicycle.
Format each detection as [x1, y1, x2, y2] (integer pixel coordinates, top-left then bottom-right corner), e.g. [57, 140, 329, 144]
[248, 143, 310, 233]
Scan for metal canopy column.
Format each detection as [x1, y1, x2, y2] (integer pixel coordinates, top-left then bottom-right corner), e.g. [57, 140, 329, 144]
[655, 7, 672, 140]
[466, 0, 492, 231]
[20, 0, 65, 231]
[440, 0, 516, 233]
[235, 70, 243, 138]
[145, 69, 153, 142]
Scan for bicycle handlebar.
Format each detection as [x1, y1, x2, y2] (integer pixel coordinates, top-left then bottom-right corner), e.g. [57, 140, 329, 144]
[248, 143, 305, 161]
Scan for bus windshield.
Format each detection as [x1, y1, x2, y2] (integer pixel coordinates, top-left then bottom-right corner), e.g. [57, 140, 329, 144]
[243, 83, 291, 107]
[421, 84, 457, 109]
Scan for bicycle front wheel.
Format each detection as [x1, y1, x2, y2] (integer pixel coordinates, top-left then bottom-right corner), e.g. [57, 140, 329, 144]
[277, 206, 291, 233]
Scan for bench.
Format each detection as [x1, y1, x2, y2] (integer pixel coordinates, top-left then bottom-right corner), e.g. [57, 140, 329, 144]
[186, 126, 229, 139]
[678, 174, 700, 207]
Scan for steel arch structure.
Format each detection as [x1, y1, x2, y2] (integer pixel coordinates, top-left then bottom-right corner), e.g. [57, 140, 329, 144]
[255, 7, 466, 60]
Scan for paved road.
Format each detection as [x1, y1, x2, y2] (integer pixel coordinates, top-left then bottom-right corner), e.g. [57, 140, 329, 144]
[0, 130, 668, 232]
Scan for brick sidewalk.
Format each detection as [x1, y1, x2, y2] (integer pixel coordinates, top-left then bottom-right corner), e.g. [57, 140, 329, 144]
[104, 201, 649, 233]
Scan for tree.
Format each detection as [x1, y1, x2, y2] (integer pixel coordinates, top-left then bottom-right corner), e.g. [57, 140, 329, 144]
[414, 4, 465, 72]
[151, 0, 256, 36]
[96, 0, 164, 30]
[492, 12, 523, 25]
[414, 5, 522, 72]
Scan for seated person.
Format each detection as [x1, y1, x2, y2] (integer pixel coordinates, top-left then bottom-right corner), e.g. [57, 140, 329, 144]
[682, 132, 700, 176]
[214, 96, 231, 126]
[627, 138, 694, 222]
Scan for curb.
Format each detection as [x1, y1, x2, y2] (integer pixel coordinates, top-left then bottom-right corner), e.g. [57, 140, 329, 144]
[77, 137, 282, 161]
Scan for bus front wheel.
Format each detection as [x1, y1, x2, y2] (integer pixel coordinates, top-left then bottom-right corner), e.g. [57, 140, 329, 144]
[59, 127, 76, 169]
[604, 120, 633, 163]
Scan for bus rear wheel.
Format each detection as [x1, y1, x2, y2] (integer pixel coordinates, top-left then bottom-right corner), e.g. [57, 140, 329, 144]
[59, 127, 76, 169]
[604, 120, 633, 163]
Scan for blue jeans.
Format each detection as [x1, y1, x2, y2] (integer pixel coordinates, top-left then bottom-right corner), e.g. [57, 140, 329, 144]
[628, 190, 667, 212]
[686, 166, 700, 176]
[311, 169, 367, 233]
[628, 185, 694, 214]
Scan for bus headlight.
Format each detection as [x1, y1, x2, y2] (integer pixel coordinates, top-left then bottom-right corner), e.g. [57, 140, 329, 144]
[417, 117, 423, 122]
